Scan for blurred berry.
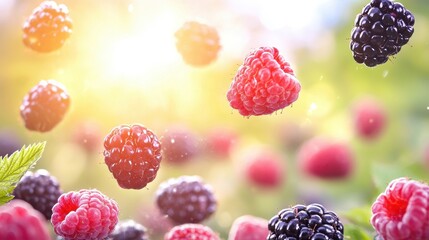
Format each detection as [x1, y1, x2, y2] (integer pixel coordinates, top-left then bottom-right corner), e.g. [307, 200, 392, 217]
[161, 126, 199, 165]
[227, 47, 301, 116]
[228, 215, 269, 240]
[51, 189, 119, 240]
[20, 80, 70, 132]
[0, 130, 22, 157]
[371, 177, 429, 240]
[13, 169, 62, 220]
[23, 0, 72, 52]
[298, 137, 354, 179]
[0, 199, 51, 240]
[353, 97, 386, 140]
[165, 224, 219, 240]
[277, 122, 313, 150]
[136, 206, 174, 236]
[203, 127, 238, 159]
[72, 120, 103, 154]
[350, 0, 415, 67]
[175, 21, 221, 67]
[108, 220, 148, 240]
[103, 124, 162, 189]
[244, 149, 284, 188]
[156, 176, 217, 224]
[268, 203, 344, 239]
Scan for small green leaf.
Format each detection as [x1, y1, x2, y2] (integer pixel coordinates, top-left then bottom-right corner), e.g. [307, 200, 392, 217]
[341, 205, 372, 230]
[344, 224, 373, 240]
[0, 142, 46, 205]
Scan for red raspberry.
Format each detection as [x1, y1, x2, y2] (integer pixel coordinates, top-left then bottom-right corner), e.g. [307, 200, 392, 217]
[20, 80, 70, 132]
[227, 47, 301, 116]
[371, 177, 429, 240]
[353, 97, 386, 140]
[51, 189, 119, 240]
[161, 126, 199, 165]
[298, 137, 354, 179]
[228, 215, 269, 240]
[175, 21, 221, 67]
[165, 224, 219, 240]
[0, 199, 51, 240]
[203, 127, 238, 158]
[23, 0, 72, 53]
[103, 124, 162, 189]
[72, 120, 103, 154]
[243, 149, 284, 188]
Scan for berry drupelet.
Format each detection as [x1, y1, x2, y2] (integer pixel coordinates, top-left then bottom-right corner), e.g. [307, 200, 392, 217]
[350, 0, 415, 67]
[267, 203, 344, 240]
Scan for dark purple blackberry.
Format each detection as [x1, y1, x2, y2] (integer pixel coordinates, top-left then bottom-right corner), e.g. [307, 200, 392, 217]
[267, 203, 344, 240]
[12, 169, 62, 220]
[108, 220, 148, 240]
[350, 0, 415, 67]
[155, 176, 217, 224]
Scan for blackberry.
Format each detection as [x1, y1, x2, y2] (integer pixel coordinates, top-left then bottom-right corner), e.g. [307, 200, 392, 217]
[12, 169, 62, 220]
[267, 203, 344, 240]
[350, 0, 415, 67]
[156, 176, 217, 224]
[108, 220, 148, 240]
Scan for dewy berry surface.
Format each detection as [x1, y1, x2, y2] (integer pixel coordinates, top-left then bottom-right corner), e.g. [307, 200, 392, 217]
[103, 124, 162, 189]
[20, 80, 70, 132]
[51, 189, 119, 240]
[23, 0, 73, 52]
[165, 224, 219, 240]
[371, 178, 429, 240]
[227, 47, 301, 116]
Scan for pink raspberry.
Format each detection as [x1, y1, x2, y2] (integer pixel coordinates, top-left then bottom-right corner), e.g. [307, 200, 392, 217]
[0, 199, 51, 240]
[298, 137, 354, 179]
[244, 149, 284, 188]
[228, 215, 269, 240]
[203, 127, 238, 159]
[353, 97, 386, 140]
[165, 224, 219, 240]
[227, 47, 301, 116]
[371, 178, 429, 240]
[51, 189, 119, 240]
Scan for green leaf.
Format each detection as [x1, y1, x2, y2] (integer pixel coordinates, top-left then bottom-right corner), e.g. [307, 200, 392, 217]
[344, 224, 373, 240]
[0, 142, 46, 205]
[341, 205, 373, 230]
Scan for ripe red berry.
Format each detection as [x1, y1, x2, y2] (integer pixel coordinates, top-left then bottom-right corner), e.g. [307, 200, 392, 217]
[227, 47, 301, 116]
[353, 97, 386, 140]
[203, 127, 238, 158]
[51, 189, 119, 240]
[371, 177, 429, 240]
[228, 215, 269, 240]
[165, 224, 219, 240]
[0, 200, 51, 240]
[161, 126, 199, 165]
[20, 80, 70, 132]
[298, 137, 354, 179]
[175, 21, 221, 67]
[103, 124, 162, 189]
[243, 149, 284, 188]
[23, 0, 72, 53]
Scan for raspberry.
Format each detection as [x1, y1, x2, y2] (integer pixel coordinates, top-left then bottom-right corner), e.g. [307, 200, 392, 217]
[0, 130, 22, 157]
[203, 127, 238, 158]
[371, 177, 429, 240]
[0, 199, 51, 240]
[20, 80, 70, 132]
[161, 126, 199, 165]
[108, 220, 148, 240]
[103, 124, 162, 189]
[267, 203, 344, 240]
[12, 169, 62, 220]
[350, 0, 415, 67]
[353, 97, 386, 140]
[51, 189, 119, 240]
[136, 206, 174, 235]
[23, 1, 72, 53]
[298, 137, 354, 179]
[72, 120, 103, 154]
[244, 149, 284, 188]
[227, 47, 301, 116]
[165, 224, 219, 240]
[175, 21, 221, 67]
[228, 215, 269, 240]
[156, 176, 217, 224]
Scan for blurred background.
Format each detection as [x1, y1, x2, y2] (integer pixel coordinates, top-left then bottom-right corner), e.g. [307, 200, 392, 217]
[0, 0, 429, 239]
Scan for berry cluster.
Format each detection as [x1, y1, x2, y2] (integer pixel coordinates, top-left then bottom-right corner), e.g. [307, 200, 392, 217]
[350, 0, 415, 67]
